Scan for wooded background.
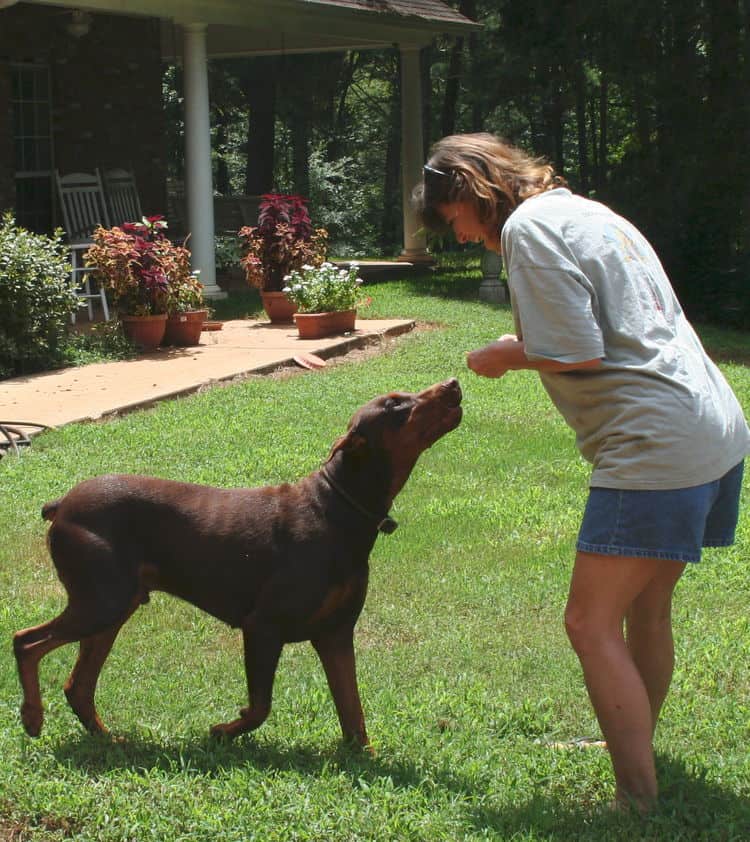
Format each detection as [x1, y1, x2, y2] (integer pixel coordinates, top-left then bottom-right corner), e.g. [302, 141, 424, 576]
[164, 0, 750, 326]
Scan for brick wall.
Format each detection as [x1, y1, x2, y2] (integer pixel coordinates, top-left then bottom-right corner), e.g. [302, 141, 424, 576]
[0, 5, 166, 229]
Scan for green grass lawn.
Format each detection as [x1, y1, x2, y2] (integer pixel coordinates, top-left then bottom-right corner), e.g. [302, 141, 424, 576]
[1, 265, 748, 840]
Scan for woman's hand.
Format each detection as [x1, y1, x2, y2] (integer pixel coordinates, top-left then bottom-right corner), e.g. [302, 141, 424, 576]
[467, 335, 603, 378]
[466, 336, 522, 378]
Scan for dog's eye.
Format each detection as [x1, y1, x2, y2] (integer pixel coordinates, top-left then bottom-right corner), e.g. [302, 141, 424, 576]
[383, 396, 411, 426]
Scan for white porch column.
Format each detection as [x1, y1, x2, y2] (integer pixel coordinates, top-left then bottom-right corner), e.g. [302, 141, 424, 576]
[182, 22, 225, 298]
[398, 45, 432, 263]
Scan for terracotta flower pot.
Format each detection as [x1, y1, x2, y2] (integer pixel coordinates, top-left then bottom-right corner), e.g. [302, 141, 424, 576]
[120, 313, 167, 351]
[261, 290, 298, 323]
[162, 309, 209, 346]
[293, 309, 356, 340]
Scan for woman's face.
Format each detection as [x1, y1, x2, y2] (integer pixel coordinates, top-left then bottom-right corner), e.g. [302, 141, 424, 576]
[437, 201, 501, 253]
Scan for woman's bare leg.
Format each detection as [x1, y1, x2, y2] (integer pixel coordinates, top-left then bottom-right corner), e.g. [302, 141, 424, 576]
[625, 561, 685, 733]
[565, 551, 681, 811]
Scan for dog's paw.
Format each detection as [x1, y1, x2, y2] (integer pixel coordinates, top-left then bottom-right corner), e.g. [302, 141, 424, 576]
[20, 702, 44, 737]
[209, 721, 238, 740]
[337, 734, 374, 756]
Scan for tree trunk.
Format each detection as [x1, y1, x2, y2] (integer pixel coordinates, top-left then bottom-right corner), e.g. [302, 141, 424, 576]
[703, 0, 742, 262]
[468, 27, 483, 131]
[598, 69, 608, 188]
[214, 118, 230, 195]
[420, 43, 433, 153]
[588, 95, 599, 190]
[574, 60, 589, 194]
[291, 107, 310, 198]
[327, 51, 359, 160]
[240, 58, 277, 196]
[441, 34, 464, 137]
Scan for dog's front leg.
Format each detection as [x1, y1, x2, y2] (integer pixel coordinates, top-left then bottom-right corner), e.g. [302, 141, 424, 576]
[210, 619, 283, 740]
[312, 626, 369, 748]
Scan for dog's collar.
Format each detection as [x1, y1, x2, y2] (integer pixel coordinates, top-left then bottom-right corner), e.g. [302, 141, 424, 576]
[320, 465, 398, 534]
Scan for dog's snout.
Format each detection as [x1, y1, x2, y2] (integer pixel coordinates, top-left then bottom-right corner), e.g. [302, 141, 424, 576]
[441, 378, 462, 404]
[416, 378, 462, 406]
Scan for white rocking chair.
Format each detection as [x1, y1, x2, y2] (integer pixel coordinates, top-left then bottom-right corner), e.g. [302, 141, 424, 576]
[103, 167, 143, 228]
[55, 169, 111, 322]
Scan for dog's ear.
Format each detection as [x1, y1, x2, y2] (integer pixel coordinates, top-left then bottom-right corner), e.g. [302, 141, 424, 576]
[326, 428, 368, 462]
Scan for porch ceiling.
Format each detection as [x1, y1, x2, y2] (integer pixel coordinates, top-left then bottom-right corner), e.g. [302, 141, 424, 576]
[19, 0, 479, 56]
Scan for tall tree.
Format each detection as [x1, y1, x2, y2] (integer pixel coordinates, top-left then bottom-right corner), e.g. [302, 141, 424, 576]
[237, 58, 278, 196]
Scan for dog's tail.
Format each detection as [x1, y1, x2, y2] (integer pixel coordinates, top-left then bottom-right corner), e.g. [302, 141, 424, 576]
[41, 499, 62, 522]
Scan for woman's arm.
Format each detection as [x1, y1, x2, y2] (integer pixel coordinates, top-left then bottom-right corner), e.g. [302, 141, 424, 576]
[467, 336, 602, 378]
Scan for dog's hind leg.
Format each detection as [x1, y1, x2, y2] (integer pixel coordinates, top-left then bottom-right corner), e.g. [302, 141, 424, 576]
[15, 523, 142, 737]
[312, 626, 368, 747]
[14, 612, 77, 737]
[63, 594, 142, 735]
[210, 619, 283, 740]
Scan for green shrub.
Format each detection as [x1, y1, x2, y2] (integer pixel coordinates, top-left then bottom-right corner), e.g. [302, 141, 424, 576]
[0, 214, 78, 378]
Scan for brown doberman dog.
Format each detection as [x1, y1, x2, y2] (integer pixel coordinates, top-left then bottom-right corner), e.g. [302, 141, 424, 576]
[14, 378, 462, 746]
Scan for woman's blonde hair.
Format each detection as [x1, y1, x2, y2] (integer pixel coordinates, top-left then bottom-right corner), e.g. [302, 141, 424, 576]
[413, 133, 567, 235]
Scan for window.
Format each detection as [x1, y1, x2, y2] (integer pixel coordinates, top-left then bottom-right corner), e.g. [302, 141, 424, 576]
[11, 63, 54, 233]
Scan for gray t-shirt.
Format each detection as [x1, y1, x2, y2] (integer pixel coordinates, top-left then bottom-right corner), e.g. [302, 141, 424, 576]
[501, 188, 750, 489]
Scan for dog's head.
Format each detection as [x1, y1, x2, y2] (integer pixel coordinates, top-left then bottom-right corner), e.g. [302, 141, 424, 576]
[327, 379, 462, 504]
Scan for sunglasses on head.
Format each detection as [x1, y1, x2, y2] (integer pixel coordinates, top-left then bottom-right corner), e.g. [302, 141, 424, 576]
[423, 164, 449, 177]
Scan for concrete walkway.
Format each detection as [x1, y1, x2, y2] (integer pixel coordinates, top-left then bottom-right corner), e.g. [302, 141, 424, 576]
[0, 318, 415, 440]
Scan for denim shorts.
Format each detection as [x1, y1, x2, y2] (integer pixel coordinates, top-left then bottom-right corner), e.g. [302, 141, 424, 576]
[576, 461, 745, 564]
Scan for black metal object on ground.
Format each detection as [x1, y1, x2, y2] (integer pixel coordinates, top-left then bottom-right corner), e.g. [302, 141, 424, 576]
[0, 422, 51, 457]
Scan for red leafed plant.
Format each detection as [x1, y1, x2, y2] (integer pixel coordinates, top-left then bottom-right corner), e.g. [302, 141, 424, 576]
[85, 216, 196, 316]
[239, 194, 327, 292]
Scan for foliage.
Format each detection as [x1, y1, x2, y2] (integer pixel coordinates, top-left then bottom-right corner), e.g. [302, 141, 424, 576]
[85, 217, 195, 316]
[166, 268, 204, 314]
[63, 320, 139, 366]
[0, 271, 747, 839]
[238, 194, 328, 292]
[214, 233, 242, 273]
[283, 261, 365, 313]
[0, 213, 79, 378]
[305, 146, 380, 257]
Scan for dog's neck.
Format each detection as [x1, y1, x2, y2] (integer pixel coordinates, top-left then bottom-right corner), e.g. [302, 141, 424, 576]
[322, 450, 399, 534]
[320, 463, 398, 534]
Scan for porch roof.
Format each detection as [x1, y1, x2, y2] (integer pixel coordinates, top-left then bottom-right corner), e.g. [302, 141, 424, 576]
[14, 0, 479, 56]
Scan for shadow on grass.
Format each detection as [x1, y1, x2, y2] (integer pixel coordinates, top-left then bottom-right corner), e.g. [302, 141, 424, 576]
[466, 755, 750, 841]
[51, 733, 748, 840]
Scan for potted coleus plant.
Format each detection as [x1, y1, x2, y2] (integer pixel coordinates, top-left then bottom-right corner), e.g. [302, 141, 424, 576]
[85, 216, 192, 351]
[163, 268, 207, 346]
[239, 193, 327, 323]
[283, 261, 366, 339]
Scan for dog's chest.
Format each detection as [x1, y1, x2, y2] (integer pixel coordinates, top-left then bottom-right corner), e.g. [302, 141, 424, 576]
[309, 578, 360, 624]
